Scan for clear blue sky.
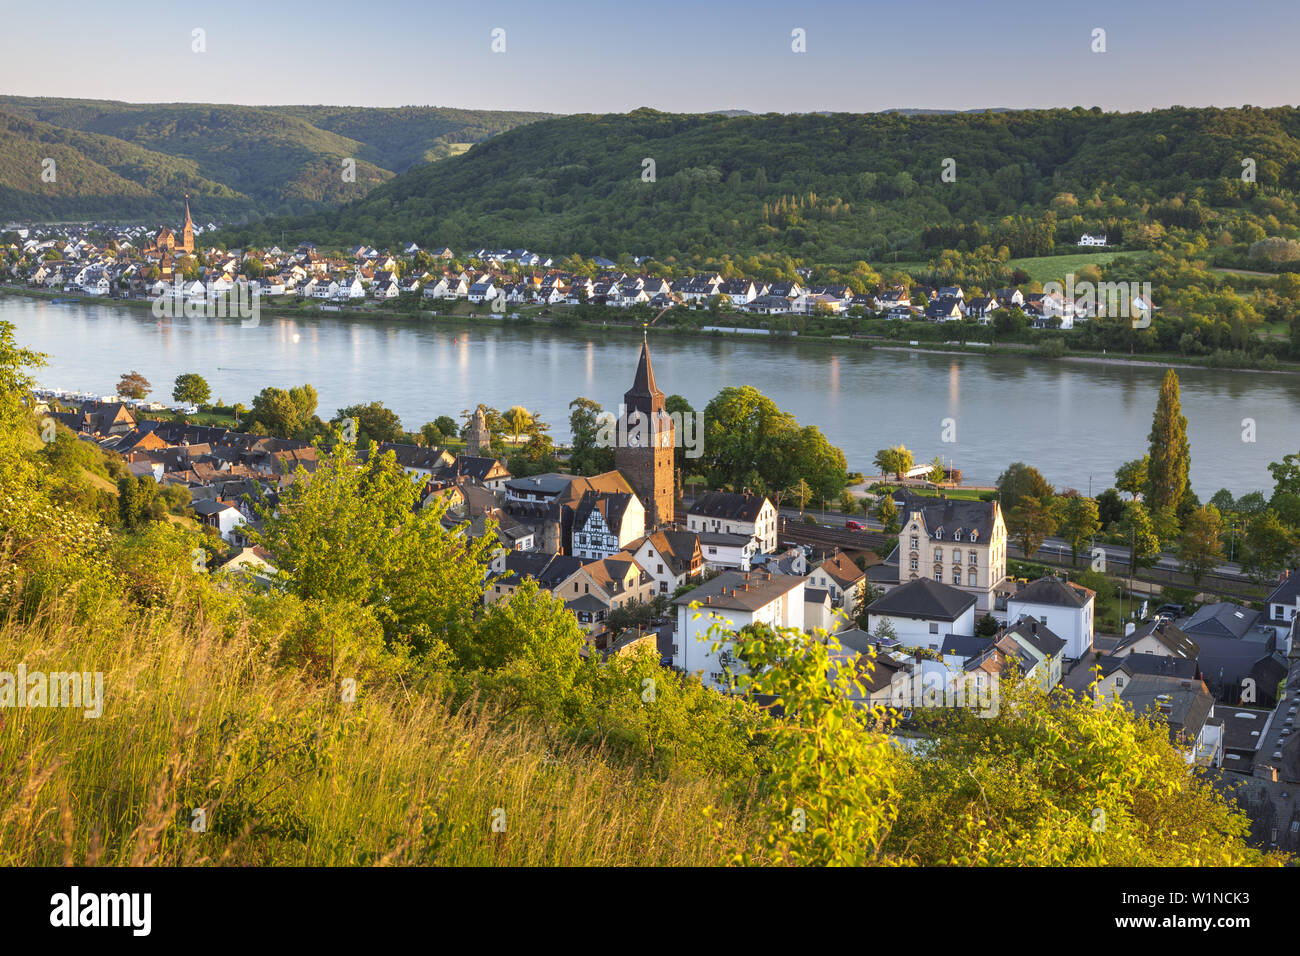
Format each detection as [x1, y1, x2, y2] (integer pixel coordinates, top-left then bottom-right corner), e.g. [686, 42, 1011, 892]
[3, 0, 1297, 113]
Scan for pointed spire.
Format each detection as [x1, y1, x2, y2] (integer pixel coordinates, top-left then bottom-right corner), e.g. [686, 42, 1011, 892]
[184, 194, 192, 226]
[627, 334, 660, 401]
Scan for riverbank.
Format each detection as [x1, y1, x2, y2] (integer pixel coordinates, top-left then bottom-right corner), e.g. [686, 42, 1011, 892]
[5, 283, 1296, 377]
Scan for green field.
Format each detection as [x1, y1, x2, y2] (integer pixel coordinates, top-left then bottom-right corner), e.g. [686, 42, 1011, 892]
[1007, 250, 1144, 283]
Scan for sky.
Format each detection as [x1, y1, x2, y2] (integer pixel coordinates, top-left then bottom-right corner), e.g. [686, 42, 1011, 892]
[2, 0, 1298, 114]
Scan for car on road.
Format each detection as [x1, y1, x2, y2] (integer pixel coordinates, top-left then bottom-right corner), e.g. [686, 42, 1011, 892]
[845, 520, 863, 530]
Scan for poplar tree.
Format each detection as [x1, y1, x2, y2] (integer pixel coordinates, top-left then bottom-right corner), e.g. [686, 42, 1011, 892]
[1145, 370, 1190, 515]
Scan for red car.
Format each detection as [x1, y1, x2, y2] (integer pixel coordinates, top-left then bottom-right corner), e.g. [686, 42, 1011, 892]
[845, 520, 863, 530]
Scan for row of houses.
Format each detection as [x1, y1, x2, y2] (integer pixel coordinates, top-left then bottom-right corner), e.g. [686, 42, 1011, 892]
[10, 220, 1135, 326]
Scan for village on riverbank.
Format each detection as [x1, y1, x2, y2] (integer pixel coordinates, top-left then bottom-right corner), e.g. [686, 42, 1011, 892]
[5, 202, 1298, 375]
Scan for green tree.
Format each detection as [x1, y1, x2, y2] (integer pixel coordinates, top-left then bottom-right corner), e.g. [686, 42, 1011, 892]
[1145, 370, 1190, 516]
[334, 401, 405, 447]
[1056, 494, 1101, 566]
[1240, 509, 1296, 584]
[568, 397, 615, 476]
[1268, 452, 1300, 499]
[171, 373, 211, 406]
[502, 405, 534, 441]
[725, 624, 898, 866]
[1118, 500, 1162, 586]
[927, 456, 945, 484]
[419, 422, 444, 447]
[996, 462, 1052, 512]
[1177, 505, 1225, 588]
[253, 436, 495, 655]
[875, 493, 901, 534]
[248, 384, 321, 440]
[1007, 493, 1058, 560]
[116, 475, 162, 530]
[1115, 456, 1149, 500]
[874, 445, 914, 482]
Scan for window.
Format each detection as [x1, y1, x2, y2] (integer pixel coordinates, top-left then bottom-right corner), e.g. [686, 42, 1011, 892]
[909, 556, 918, 571]
[910, 536, 919, 550]
[934, 548, 943, 563]
[952, 569, 961, 585]
[934, 526, 943, 538]
[934, 571, 943, 582]
[929, 622, 939, 634]
[952, 550, 961, 565]
[1115, 676, 1124, 688]
[969, 552, 977, 566]
[967, 569, 977, 586]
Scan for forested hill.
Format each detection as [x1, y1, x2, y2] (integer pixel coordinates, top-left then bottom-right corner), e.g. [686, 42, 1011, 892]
[0, 97, 552, 221]
[223, 106, 1300, 263]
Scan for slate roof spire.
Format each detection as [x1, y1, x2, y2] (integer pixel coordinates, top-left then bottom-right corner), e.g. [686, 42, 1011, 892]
[626, 330, 662, 403]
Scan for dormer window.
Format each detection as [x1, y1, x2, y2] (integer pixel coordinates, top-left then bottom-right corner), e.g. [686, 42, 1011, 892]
[970, 530, 979, 543]
[934, 526, 943, 538]
[953, 529, 962, 541]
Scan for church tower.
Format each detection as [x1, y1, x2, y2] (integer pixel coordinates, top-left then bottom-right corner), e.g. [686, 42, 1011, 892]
[180, 195, 195, 254]
[615, 332, 675, 529]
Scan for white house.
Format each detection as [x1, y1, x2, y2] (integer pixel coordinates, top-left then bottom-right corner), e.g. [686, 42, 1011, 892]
[571, 492, 645, 562]
[673, 570, 806, 690]
[336, 276, 365, 300]
[697, 531, 758, 572]
[807, 551, 866, 622]
[623, 529, 705, 597]
[467, 280, 497, 303]
[193, 499, 248, 544]
[1004, 576, 1096, 660]
[864, 577, 977, 652]
[1265, 570, 1299, 650]
[686, 491, 778, 555]
[1078, 233, 1108, 247]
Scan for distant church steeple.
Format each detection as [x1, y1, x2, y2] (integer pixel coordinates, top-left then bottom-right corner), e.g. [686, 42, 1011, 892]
[616, 331, 674, 529]
[181, 194, 195, 254]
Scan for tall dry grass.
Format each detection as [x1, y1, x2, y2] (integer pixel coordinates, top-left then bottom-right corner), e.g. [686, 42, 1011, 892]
[0, 595, 756, 866]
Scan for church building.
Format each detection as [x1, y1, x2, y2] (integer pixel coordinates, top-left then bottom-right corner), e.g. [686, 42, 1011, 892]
[614, 335, 675, 530]
[145, 196, 196, 257]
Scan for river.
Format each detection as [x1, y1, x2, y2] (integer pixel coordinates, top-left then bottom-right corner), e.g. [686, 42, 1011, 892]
[7, 296, 1299, 498]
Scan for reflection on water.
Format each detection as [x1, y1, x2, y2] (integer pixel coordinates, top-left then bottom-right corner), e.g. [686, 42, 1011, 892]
[9, 298, 1300, 497]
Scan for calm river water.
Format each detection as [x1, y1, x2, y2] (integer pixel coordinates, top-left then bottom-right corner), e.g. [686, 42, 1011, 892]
[7, 297, 1299, 497]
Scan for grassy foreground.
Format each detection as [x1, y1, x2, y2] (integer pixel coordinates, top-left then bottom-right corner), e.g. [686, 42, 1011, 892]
[0, 595, 752, 866]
